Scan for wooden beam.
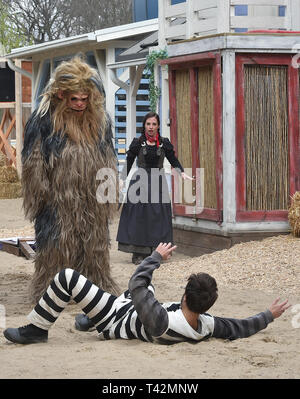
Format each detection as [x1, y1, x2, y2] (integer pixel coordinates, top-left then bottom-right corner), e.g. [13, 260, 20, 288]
[0, 241, 21, 257]
[32, 60, 44, 107]
[217, 0, 230, 33]
[127, 66, 138, 149]
[93, 49, 107, 94]
[130, 65, 144, 97]
[0, 118, 17, 165]
[290, 0, 300, 30]
[231, 16, 286, 29]
[0, 103, 16, 109]
[222, 51, 236, 224]
[161, 52, 220, 67]
[19, 240, 35, 260]
[158, 0, 167, 47]
[231, 0, 287, 4]
[15, 59, 23, 178]
[0, 112, 16, 153]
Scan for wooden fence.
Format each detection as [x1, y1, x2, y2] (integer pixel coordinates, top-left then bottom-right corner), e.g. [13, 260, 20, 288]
[0, 103, 31, 167]
[158, 0, 300, 44]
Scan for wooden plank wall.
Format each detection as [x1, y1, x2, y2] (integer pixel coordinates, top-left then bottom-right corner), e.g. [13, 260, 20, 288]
[159, 0, 300, 42]
[173, 227, 288, 256]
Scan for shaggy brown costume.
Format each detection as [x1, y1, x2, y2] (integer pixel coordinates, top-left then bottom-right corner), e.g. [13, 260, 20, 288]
[22, 56, 120, 303]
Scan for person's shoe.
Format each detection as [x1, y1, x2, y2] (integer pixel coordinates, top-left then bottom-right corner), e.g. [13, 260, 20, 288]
[74, 314, 95, 332]
[3, 324, 48, 344]
[132, 253, 138, 264]
[133, 256, 144, 265]
[132, 253, 146, 265]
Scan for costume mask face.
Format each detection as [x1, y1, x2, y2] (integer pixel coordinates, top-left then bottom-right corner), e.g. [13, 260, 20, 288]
[66, 92, 89, 113]
[58, 91, 89, 114]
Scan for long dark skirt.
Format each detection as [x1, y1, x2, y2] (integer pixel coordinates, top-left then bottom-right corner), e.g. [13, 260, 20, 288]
[117, 168, 173, 255]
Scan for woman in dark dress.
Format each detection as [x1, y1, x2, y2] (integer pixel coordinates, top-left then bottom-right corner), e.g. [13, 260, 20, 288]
[117, 112, 193, 264]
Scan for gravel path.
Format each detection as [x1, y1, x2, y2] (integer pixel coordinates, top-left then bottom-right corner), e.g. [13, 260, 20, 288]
[156, 234, 300, 296]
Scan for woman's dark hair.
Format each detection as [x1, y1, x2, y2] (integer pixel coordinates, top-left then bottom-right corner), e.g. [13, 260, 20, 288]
[141, 112, 160, 136]
[184, 273, 218, 314]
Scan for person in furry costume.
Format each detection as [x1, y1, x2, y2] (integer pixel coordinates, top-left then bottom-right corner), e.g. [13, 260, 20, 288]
[22, 56, 120, 303]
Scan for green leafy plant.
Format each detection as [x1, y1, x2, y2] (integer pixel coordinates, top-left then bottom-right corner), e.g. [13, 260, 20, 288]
[0, 1, 30, 54]
[146, 48, 168, 112]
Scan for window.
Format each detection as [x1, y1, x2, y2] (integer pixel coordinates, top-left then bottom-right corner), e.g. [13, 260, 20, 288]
[278, 5, 286, 17]
[235, 5, 248, 16]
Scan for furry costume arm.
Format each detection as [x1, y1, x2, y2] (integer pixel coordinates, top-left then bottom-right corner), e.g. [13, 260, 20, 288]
[94, 111, 119, 217]
[98, 112, 117, 170]
[104, 112, 116, 153]
[22, 111, 50, 222]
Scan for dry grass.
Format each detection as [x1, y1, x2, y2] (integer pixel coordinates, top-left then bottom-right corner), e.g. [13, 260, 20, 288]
[0, 182, 22, 199]
[0, 166, 19, 183]
[0, 161, 21, 199]
[288, 191, 300, 237]
[0, 152, 7, 167]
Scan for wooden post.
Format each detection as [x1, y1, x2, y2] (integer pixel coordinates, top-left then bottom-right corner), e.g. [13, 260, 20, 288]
[222, 51, 236, 225]
[160, 63, 171, 175]
[127, 65, 143, 149]
[160, 64, 170, 137]
[186, 0, 194, 39]
[32, 60, 43, 111]
[126, 64, 144, 152]
[289, 0, 300, 30]
[15, 59, 23, 178]
[106, 48, 118, 147]
[158, 0, 168, 47]
[217, 0, 230, 33]
[94, 49, 107, 95]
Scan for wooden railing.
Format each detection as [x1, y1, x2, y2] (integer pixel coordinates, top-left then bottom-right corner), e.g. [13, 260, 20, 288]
[0, 103, 31, 167]
[158, 0, 300, 45]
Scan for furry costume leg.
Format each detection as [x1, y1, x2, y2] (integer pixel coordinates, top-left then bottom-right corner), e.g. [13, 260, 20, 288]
[29, 242, 120, 304]
[29, 198, 120, 304]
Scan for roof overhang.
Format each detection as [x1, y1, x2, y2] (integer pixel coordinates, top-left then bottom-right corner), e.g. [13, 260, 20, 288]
[107, 58, 147, 69]
[5, 18, 159, 61]
[5, 33, 97, 60]
[95, 18, 158, 43]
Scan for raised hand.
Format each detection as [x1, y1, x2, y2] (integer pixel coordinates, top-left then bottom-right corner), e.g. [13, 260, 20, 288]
[155, 242, 177, 260]
[269, 298, 291, 319]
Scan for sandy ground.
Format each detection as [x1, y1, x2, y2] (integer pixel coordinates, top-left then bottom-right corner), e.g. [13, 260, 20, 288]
[0, 198, 300, 380]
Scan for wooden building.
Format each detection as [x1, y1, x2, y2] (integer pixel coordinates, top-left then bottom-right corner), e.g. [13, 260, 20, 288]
[157, 0, 300, 255]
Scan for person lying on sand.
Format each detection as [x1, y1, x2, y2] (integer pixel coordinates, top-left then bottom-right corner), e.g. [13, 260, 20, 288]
[3, 243, 290, 345]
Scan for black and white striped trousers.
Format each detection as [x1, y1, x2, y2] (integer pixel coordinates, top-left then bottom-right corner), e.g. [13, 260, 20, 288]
[28, 268, 117, 331]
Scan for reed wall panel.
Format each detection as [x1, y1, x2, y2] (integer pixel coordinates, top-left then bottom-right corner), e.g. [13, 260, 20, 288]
[244, 65, 289, 210]
[175, 69, 193, 205]
[198, 66, 217, 209]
